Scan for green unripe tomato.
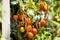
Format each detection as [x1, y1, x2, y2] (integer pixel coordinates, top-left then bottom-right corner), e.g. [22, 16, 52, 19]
[20, 27, 25, 32]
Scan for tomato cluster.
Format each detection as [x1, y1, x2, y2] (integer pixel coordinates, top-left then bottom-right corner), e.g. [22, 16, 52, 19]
[12, 11, 49, 39]
[12, 12, 38, 39]
[12, 1, 49, 39]
[40, 2, 48, 12]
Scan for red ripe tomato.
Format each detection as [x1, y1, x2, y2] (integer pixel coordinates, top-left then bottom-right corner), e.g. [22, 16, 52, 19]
[40, 2, 44, 10]
[40, 2, 48, 12]
[25, 18, 32, 25]
[27, 32, 33, 39]
[40, 20, 46, 26]
[43, 5, 48, 12]
[54, 16, 58, 21]
[32, 28, 37, 35]
[18, 13, 25, 20]
[43, 2, 48, 12]
[13, 15, 18, 21]
[25, 25, 32, 32]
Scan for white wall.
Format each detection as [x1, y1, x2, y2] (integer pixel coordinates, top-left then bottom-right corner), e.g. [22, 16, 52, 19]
[2, 0, 10, 40]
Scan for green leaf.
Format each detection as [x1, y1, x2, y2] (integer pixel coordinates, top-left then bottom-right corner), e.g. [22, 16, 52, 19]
[29, 0, 33, 4]
[50, 20, 60, 27]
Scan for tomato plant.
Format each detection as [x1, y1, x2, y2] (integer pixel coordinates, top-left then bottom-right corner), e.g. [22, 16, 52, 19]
[10, 0, 60, 40]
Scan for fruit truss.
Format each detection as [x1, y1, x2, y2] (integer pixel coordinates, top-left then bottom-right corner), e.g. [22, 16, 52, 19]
[10, 0, 60, 40]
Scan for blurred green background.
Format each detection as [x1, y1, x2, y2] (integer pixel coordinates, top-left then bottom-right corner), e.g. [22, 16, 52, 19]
[0, 0, 2, 40]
